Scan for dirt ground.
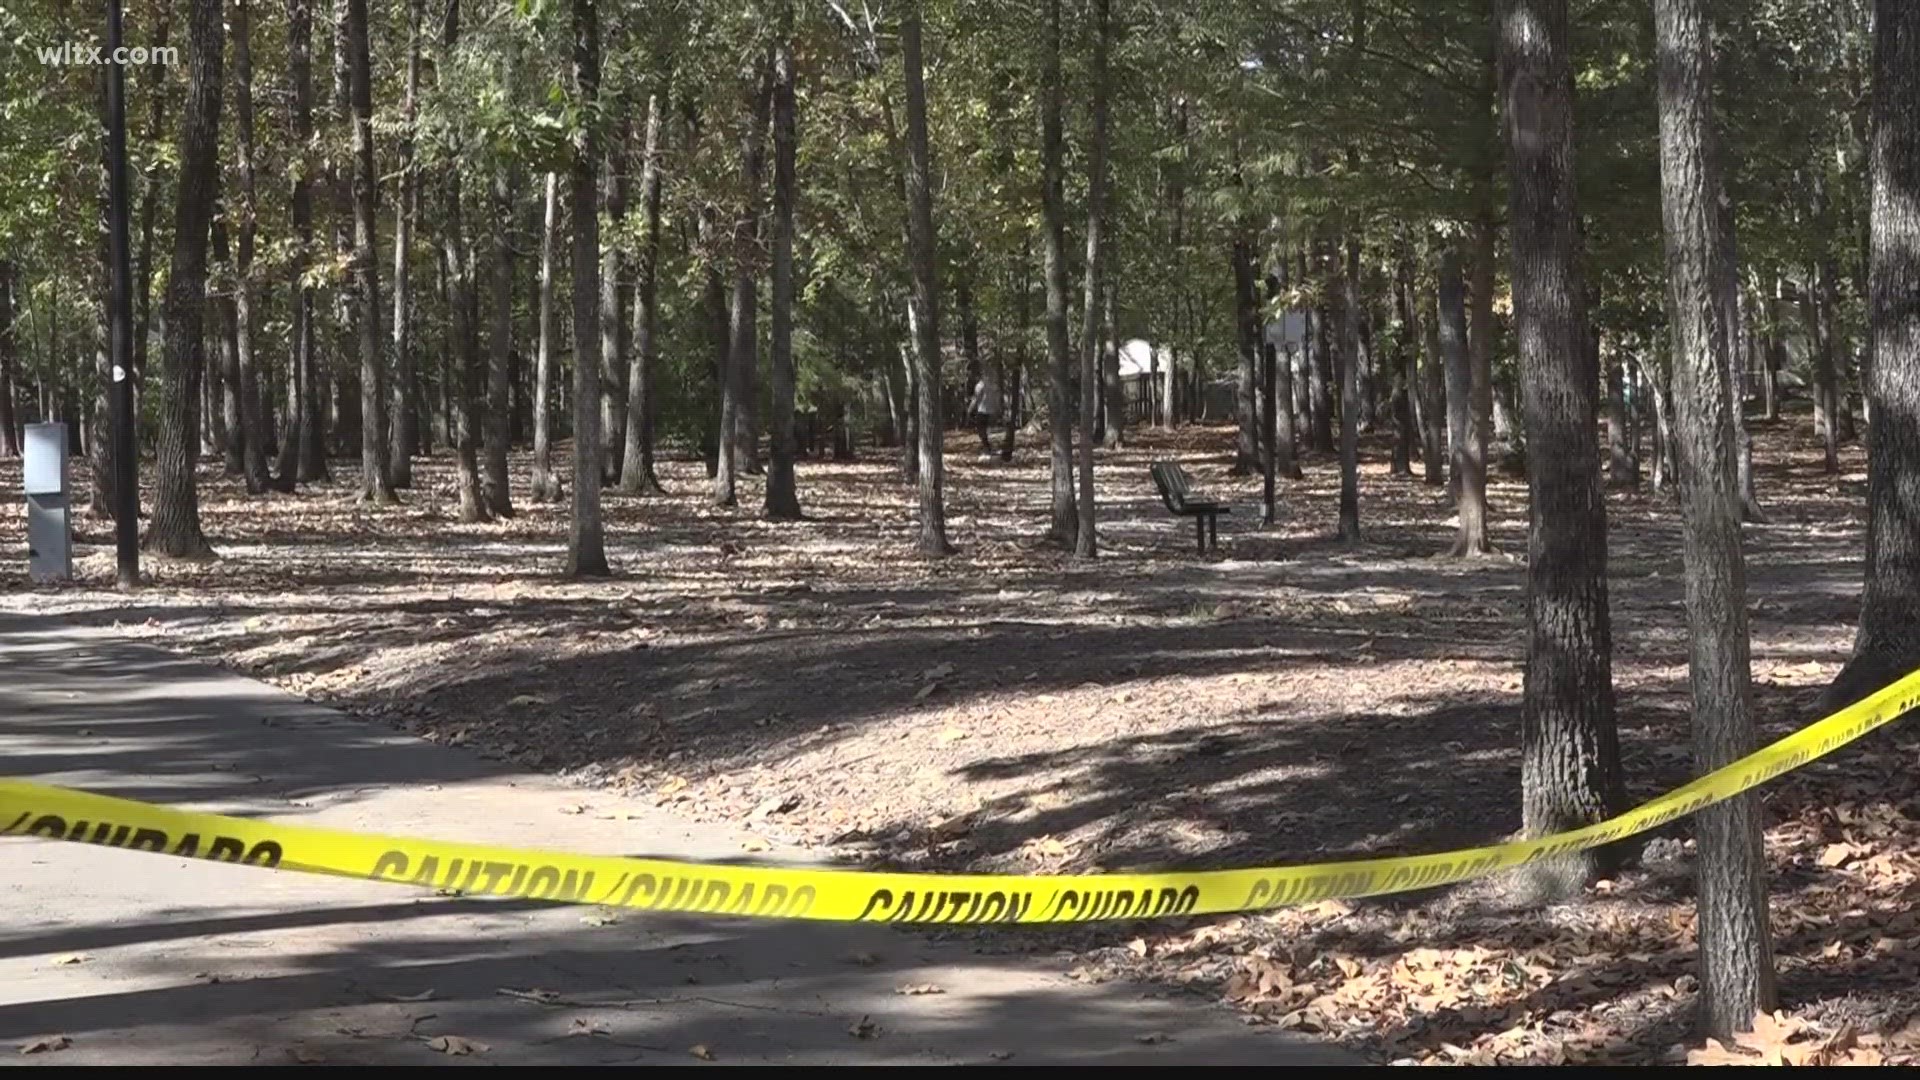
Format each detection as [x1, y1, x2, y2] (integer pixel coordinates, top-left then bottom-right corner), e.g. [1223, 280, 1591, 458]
[6, 416, 1919, 1065]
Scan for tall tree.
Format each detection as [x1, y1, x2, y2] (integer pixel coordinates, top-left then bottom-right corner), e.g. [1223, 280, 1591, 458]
[1654, 0, 1778, 1037]
[1040, 0, 1076, 544]
[146, 0, 223, 557]
[390, 0, 424, 488]
[281, 0, 323, 487]
[440, 0, 487, 522]
[346, 0, 395, 503]
[1075, 0, 1112, 558]
[713, 52, 772, 508]
[1337, 237, 1362, 540]
[484, 167, 516, 517]
[620, 71, 667, 495]
[765, 11, 802, 521]
[902, 5, 949, 555]
[229, 0, 269, 493]
[1499, 0, 1624, 889]
[600, 119, 630, 485]
[531, 171, 561, 502]
[0, 263, 16, 458]
[567, 0, 609, 576]
[1828, 0, 1920, 708]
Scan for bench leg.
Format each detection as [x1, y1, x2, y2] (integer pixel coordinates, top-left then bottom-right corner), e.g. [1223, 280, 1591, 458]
[1207, 513, 1219, 552]
[1195, 515, 1206, 554]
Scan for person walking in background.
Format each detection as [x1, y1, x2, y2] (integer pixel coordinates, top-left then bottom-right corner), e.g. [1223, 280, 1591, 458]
[969, 368, 1002, 457]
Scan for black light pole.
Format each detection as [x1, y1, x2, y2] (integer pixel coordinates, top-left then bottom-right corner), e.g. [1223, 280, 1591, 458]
[105, 0, 139, 587]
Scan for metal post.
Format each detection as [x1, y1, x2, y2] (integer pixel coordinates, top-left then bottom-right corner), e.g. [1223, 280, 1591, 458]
[105, 0, 139, 587]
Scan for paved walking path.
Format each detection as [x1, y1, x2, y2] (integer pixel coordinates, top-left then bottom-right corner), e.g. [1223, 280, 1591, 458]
[0, 615, 1350, 1065]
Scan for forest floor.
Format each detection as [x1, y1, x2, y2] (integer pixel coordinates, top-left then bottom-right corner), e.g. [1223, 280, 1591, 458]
[4, 415, 1918, 1064]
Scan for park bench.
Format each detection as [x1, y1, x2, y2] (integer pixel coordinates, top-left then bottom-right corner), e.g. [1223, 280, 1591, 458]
[1150, 461, 1230, 553]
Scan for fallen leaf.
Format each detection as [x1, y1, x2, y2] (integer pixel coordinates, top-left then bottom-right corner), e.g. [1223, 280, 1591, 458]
[690, 1043, 716, 1060]
[497, 987, 562, 1005]
[922, 662, 956, 680]
[568, 1017, 611, 1038]
[376, 989, 437, 1003]
[52, 953, 91, 966]
[287, 1046, 327, 1064]
[844, 951, 882, 966]
[1135, 1031, 1172, 1045]
[581, 912, 621, 927]
[558, 804, 588, 815]
[894, 982, 945, 995]
[847, 1015, 879, 1039]
[988, 1051, 1015, 1061]
[18, 1034, 71, 1055]
[936, 727, 970, 743]
[740, 835, 772, 853]
[915, 682, 939, 700]
[1126, 937, 1150, 957]
[424, 1035, 489, 1056]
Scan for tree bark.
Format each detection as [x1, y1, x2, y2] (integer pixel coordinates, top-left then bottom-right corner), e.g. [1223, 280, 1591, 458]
[1654, 0, 1779, 1035]
[1268, 252, 1301, 481]
[1499, 0, 1624, 891]
[1338, 237, 1363, 539]
[1390, 252, 1416, 478]
[146, 0, 223, 558]
[346, 0, 394, 504]
[281, 0, 320, 488]
[567, 0, 609, 575]
[1440, 246, 1488, 553]
[390, 0, 423, 488]
[440, 1, 486, 522]
[1073, 0, 1112, 558]
[1419, 273, 1447, 487]
[902, 7, 950, 555]
[1605, 345, 1638, 487]
[212, 218, 241, 475]
[1827, 0, 1920, 710]
[228, 0, 269, 493]
[532, 171, 561, 502]
[484, 167, 516, 517]
[132, 5, 173, 389]
[714, 55, 773, 507]
[621, 75, 667, 494]
[765, 11, 802, 521]
[600, 119, 630, 484]
[1102, 281, 1125, 447]
[1232, 236, 1262, 476]
[0, 263, 16, 458]
[1040, 0, 1076, 544]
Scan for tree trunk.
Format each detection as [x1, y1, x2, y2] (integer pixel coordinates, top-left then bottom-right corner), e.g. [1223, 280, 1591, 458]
[1040, 0, 1076, 544]
[1827, 0, 1920, 710]
[600, 120, 630, 484]
[437, 7, 485, 520]
[715, 57, 773, 507]
[1606, 347, 1638, 486]
[346, 0, 393, 504]
[484, 167, 515, 517]
[212, 219, 241, 475]
[132, 5, 173, 389]
[567, 0, 608, 575]
[1269, 252, 1302, 481]
[621, 75, 667, 494]
[0, 263, 17, 458]
[1654, 0, 1779, 1036]
[531, 172, 560, 502]
[902, 8, 950, 555]
[1500, 0, 1624, 891]
[1420, 276, 1447, 487]
[765, 13, 802, 521]
[1390, 253, 1416, 478]
[390, 0, 423, 488]
[1338, 237, 1363, 539]
[1440, 247, 1488, 554]
[146, 0, 222, 559]
[281, 0, 319, 488]
[1072, 0, 1111, 558]
[228, 0, 269, 493]
[1232, 236, 1262, 476]
[1714, 183, 1764, 522]
[1102, 281, 1125, 448]
[1309, 274, 1335, 454]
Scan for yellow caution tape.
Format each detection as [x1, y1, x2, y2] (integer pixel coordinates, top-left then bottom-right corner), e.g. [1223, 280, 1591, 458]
[5, 669, 1918, 923]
